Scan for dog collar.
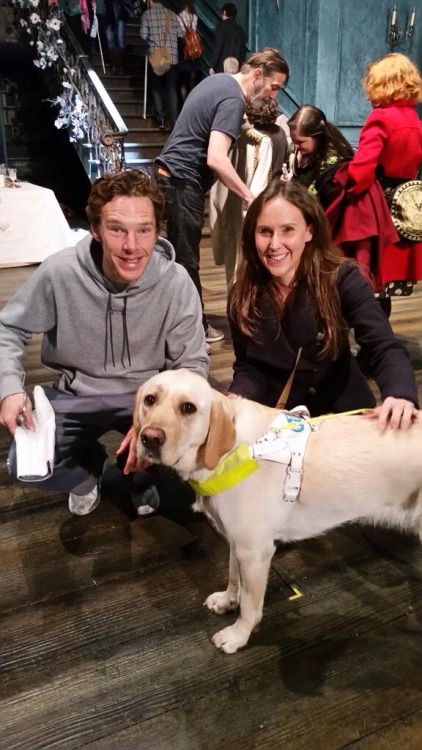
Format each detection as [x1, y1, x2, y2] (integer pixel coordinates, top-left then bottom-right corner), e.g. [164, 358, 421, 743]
[189, 442, 259, 496]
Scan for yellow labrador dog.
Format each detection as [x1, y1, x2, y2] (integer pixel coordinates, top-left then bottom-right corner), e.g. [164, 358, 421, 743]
[133, 369, 422, 654]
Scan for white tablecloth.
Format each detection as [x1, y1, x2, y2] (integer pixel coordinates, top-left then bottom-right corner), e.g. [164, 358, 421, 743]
[0, 181, 87, 266]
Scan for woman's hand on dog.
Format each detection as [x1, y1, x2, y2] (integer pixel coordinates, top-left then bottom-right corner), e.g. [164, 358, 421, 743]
[368, 397, 419, 430]
[116, 426, 151, 474]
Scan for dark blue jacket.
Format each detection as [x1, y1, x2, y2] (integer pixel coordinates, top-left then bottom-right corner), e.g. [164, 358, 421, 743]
[228, 264, 418, 414]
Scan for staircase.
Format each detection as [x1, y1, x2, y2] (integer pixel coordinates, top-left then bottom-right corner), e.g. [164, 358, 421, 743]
[90, 18, 168, 172]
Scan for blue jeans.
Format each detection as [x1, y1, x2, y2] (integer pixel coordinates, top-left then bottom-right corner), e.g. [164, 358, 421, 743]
[106, 19, 125, 49]
[155, 169, 207, 330]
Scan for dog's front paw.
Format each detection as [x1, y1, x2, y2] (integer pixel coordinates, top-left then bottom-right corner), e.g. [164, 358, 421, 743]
[211, 623, 250, 654]
[204, 590, 238, 615]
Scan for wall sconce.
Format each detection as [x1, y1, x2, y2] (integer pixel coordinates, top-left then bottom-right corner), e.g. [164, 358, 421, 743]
[389, 5, 416, 47]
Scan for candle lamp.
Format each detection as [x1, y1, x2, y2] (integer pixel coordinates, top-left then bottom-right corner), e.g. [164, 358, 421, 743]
[389, 5, 416, 47]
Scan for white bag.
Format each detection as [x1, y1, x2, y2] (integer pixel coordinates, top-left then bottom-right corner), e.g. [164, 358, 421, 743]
[14, 386, 56, 481]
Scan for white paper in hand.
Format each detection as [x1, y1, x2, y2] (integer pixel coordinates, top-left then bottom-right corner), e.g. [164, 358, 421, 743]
[14, 386, 56, 481]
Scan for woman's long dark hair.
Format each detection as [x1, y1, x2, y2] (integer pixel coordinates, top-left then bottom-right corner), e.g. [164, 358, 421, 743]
[229, 180, 352, 358]
[288, 104, 354, 179]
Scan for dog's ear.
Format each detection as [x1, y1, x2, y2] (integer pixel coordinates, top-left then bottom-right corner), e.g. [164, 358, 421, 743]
[201, 398, 237, 470]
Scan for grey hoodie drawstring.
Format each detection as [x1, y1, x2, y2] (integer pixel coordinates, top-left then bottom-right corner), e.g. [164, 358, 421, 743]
[104, 293, 132, 370]
[121, 296, 132, 367]
[105, 293, 116, 369]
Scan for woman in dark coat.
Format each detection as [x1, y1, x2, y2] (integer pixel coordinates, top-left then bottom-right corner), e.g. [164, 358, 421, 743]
[227, 179, 418, 430]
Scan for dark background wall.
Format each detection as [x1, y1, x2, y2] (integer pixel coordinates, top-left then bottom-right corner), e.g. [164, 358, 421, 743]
[248, 0, 422, 145]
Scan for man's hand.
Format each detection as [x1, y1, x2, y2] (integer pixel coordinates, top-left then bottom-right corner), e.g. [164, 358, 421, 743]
[367, 397, 419, 431]
[0, 393, 35, 436]
[116, 426, 151, 474]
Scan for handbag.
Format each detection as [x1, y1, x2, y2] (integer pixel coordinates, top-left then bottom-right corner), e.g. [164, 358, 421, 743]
[387, 180, 422, 242]
[149, 12, 172, 76]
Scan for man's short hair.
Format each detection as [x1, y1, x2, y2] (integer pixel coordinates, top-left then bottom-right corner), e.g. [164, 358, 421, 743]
[223, 56, 239, 73]
[222, 3, 237, 18]
[241, 47, 290, 84]
[86, 170, 165, 231]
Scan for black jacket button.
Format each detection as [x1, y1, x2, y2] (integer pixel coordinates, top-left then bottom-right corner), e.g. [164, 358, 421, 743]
[308, 386, 316, 395]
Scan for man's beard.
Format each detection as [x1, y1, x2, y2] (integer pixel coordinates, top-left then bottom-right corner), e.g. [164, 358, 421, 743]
[248, 81, 264, 109]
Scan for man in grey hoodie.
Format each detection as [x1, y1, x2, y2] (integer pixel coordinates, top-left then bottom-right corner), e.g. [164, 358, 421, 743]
[0, 170, 208, 515]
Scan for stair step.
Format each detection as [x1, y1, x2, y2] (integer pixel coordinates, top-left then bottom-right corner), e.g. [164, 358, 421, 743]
[99, 74, 145, 88]
[124, 157, 154, 168]
[113, 102, 154, 118]
[105, 88, 145, 103]
[124, 144, 163, 159]
[123, 133, 167, 145]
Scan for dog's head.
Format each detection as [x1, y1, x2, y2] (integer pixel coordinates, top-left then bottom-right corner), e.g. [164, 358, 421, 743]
[133, 369, 237, 479]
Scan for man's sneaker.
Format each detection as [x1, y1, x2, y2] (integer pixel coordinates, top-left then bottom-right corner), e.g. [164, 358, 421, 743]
[205, 325, 224, 343]
[68, 484, 100, 516]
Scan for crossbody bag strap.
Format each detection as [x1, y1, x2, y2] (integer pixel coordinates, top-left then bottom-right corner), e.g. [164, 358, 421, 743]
[163, 11, 170, 43]
[276, 347, 303, 410]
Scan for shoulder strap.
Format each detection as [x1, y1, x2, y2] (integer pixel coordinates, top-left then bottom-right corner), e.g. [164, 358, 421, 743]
[164, 11, 170, 43]
[276, 347, 303, 409]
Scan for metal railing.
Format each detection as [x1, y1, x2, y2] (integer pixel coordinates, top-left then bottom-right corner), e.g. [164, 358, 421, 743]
[2, 0, 129, 181]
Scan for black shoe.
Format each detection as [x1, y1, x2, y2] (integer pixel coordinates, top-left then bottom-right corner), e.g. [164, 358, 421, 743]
[158, 118, 166, 131]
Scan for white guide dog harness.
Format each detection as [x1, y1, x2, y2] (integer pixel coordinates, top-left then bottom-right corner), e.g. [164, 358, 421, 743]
[249, 407, 314, 502]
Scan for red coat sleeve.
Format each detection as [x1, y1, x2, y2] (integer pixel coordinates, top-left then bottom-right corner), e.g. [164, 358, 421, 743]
[347, 111, 388, 195]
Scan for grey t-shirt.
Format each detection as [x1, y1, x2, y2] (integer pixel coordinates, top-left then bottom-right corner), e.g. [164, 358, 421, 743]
[158, 74, 245, 192]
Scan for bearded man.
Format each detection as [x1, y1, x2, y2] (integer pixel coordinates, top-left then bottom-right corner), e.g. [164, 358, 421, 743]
[154, 47, 290, 346]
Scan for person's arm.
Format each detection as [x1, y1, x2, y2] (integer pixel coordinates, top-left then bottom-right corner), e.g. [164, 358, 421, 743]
[0, 263, 56, 435]
[140, 11, 149, 40]
[163, 271, 209, 378]
[347, 112, 388, 195]
[339, 265, 419, 429]
[207, 130, 254, 206]
[227, 306, 268, 403]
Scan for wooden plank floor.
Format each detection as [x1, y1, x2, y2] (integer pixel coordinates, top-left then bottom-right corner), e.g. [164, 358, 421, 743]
[1, 245, 422, 750]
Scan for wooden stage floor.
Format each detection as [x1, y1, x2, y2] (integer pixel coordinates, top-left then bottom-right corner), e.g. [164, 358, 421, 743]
[1, 249, 422, 749]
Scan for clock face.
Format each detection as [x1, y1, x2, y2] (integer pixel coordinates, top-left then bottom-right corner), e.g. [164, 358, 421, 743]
[392, 181, 422, 241]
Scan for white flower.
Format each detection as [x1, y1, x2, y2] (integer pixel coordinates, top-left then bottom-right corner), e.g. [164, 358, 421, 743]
[29, 12, 41, 24]
[46, 18, 61, 30]
[28, 0, 40, 6]
[62, 81, 72, 89]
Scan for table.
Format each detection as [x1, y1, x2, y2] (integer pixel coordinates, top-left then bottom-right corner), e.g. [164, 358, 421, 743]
[0, 181, 87, 266]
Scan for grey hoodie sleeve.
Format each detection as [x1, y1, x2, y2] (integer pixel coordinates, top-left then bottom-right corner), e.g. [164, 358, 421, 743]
[163, 269, 209, 378]
[0, 264, 56, 402]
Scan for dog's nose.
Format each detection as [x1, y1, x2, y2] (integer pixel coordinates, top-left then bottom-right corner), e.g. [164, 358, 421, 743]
[141, 427, 166, 453]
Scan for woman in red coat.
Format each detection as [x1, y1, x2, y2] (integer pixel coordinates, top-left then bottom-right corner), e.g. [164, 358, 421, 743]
[340, 53, 422, 305]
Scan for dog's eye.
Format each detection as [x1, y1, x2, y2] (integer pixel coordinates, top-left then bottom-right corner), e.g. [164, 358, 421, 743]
[144, 394, 156, 406]
[181, 402, 197, 415]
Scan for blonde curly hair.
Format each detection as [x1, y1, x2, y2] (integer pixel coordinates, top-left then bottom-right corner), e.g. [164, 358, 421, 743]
[363, 52, 422, 106]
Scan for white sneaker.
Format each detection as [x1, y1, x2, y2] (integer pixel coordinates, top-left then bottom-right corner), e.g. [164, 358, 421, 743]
[205, 325, 224, 343]
[68, 484, 100, 516]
